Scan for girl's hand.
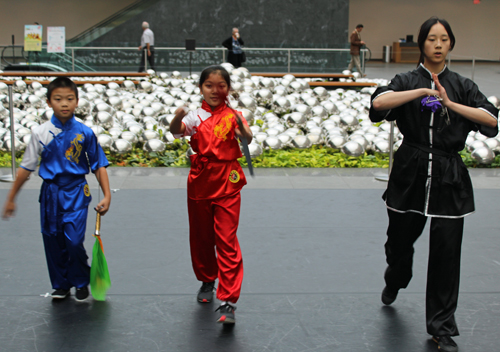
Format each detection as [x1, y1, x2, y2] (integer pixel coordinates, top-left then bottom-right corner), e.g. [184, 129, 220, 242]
[234, 111, 245, 130]
[2, 200, 15, 219]
[170, 107, 188, 135]
[174, 106, 188, 119]
[432, 73, 451, 107]
[234, 111, 253, 143]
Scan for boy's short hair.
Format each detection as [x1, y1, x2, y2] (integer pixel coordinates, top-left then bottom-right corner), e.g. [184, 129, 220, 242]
[47, 77, 78, 101]
[356, 24, 364, 29]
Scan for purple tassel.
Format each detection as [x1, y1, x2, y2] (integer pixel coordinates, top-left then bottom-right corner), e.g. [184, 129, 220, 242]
[421, 96, 443, 113]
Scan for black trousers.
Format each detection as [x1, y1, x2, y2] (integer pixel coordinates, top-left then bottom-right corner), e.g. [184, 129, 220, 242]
[138, 47, 155, 72]
[384, 209, 464, 337]
[227, 52, 244, 68]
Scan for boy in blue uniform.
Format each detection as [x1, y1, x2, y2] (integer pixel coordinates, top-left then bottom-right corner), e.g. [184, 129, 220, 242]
[2, 77, 111, 301]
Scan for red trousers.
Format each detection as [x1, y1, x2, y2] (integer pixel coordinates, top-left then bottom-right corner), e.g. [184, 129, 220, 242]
[188, 192, 243, 303]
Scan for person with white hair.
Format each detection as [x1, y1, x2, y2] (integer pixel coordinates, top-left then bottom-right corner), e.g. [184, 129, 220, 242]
[138, 21, 155, 72]
[222, 28, 245, 68]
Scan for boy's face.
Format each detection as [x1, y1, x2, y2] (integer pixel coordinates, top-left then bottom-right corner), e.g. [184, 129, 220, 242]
[47, 87, 78, 122]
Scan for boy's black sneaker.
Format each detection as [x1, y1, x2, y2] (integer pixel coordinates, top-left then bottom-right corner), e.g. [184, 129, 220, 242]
[216, 303, 236, 324]
[432, 335, 458, 352]
[197, 281, 215, 303]
[51, 289, 70, 299]
[381, 286, 399, 305]
[75, 286, 89, 301]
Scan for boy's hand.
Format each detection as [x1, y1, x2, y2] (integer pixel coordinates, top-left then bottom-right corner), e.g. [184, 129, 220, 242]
[2, 200, 16, 219]
[95, 197, 111, 216]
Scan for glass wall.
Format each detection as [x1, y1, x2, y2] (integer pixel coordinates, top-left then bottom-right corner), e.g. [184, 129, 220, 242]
[1, 46, 358, 73]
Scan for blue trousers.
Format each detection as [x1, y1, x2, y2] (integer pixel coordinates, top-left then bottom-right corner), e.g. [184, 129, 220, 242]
[42, 207, 90, 290]
[40, 177, 91, 290]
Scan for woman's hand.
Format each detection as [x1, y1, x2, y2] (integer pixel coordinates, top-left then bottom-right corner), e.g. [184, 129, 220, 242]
[432, 73, 451, 107]
[372, 88, 438, 111]
[432, 73, 497, 128]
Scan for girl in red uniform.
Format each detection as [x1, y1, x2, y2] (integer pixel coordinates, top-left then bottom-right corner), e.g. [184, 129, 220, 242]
[170, 65, 253, 324]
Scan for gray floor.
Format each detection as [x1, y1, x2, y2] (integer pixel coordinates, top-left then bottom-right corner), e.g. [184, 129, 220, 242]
[0, 167, 499, 352]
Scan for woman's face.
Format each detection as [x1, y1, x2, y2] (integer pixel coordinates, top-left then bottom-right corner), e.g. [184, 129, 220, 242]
[200, 73, 229, 108]
[423, 22, 451, 65]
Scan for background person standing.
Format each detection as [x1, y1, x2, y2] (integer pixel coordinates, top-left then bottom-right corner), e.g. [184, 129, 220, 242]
[138, 21, 155, 72]
[222, 28, 245, 68]
[347, 24, 366, 76]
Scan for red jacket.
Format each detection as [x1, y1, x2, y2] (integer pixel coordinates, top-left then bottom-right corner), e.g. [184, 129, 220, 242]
[187, 101, 248, 200]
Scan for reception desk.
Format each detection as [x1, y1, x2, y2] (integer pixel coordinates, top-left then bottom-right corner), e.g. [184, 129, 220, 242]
[392, 42, 419, 63]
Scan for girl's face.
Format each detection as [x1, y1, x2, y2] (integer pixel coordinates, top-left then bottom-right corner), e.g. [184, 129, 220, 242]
[423, 22, 451, 65]
[200, 73, 229, 108]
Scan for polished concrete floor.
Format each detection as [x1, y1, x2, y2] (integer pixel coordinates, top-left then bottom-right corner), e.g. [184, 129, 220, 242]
[1, 168, 499, 352]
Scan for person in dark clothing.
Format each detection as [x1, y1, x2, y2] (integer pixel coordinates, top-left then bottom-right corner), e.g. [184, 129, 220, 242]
[370, 17, 498, 352]
[222, 28, 244, 68]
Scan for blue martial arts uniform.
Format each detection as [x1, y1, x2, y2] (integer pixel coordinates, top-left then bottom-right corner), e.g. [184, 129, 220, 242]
[21, 115, 109, 290]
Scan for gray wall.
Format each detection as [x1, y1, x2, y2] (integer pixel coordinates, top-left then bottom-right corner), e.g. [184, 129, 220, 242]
[349, 0, 500, 61]
[1, 0, 497, 61]
[0, 0, 136, 46]
[91, 0, 350, 48]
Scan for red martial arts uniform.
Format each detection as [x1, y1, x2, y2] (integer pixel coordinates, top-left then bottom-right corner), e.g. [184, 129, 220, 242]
[180, 101, 248, 303]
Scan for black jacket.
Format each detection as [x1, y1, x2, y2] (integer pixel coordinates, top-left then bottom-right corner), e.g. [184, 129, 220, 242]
[369, 64, 498, 217]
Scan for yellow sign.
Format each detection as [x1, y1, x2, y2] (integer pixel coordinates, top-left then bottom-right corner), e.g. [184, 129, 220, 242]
[24, 25, 42, 52]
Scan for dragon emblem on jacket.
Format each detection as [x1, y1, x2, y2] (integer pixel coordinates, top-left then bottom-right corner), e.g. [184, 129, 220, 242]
[65, 134, 84, 163]
[214, 113, 234, 141]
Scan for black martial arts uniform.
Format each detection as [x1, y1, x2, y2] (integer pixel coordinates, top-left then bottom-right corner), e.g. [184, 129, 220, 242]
[369, 64, 499, 337]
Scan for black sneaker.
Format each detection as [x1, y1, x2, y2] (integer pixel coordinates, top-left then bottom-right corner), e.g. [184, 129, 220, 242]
[381, 286, 399, 305]
[197, 281, 215, 303]
[432, 335, 458, 352]
[75, 286, 89, 301]
[216, 303, 236, 324]
[51, 289, 70, 300]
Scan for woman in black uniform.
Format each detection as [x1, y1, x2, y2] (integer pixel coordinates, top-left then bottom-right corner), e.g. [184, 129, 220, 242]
[370, 17, 498, 352]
